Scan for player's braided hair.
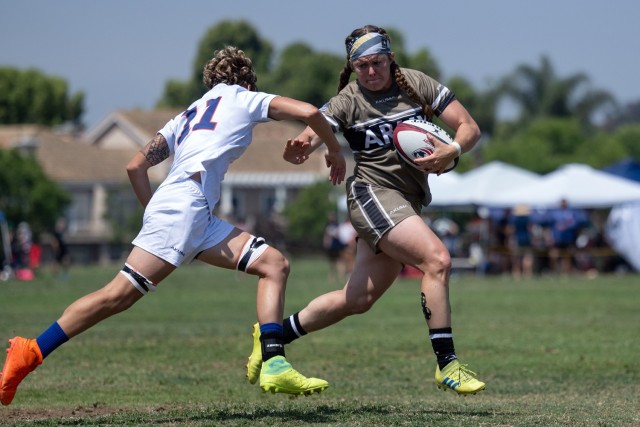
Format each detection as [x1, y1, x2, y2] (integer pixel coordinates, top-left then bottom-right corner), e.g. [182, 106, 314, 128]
[203, 46, 258, 90]
[339, 25, 434, 119]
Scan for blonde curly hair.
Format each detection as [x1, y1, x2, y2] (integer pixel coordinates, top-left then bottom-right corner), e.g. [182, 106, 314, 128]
[202, 46, 258, 90]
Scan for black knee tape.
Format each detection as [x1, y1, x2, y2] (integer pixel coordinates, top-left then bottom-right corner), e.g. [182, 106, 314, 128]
[421, 292, 431, 321]
[121, 263, 157, 295]
[237, 236, 267, 272]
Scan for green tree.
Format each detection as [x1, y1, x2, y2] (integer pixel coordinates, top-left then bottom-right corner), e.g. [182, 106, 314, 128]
[446, 76, 499, 138]
[499, 55, 615, 128]
[284, 181, 337, 246]
[483, 118, 627, 173]
[386, 27, 409, 68]
[604, 101, 640, 130]
[385, 27, 441, 79]
[610, 124, 640, 160]
[407, 48, 441, 81]
[262, 43, 343, 105]
[0, 149, 69, 232]
[157, 20, 274, 108]
[0, 67, 84, 127]
[573, 131, 627, 168]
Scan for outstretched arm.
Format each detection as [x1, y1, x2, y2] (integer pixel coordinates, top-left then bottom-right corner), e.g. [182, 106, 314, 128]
[126, 133, 170, 207]
[282, 127, 326, 164]
[269, 96, 346, 185]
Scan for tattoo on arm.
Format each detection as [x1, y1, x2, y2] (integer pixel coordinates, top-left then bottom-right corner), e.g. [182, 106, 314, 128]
[141, 134, 170, 166]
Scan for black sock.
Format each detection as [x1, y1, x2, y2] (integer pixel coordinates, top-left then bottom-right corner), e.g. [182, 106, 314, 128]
[282, 312, 307, 344]
[429, 327, 457, 370]
[261, 331, 285, 362]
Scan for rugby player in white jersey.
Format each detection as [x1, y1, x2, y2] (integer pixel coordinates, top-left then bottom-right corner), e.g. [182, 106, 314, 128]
[0, 46, 346, 405]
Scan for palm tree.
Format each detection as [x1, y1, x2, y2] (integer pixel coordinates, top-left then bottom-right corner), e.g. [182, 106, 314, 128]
[499, 56, 616, 127]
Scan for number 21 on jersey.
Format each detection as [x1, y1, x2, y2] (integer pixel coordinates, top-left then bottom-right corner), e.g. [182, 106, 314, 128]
[177, 97, 221, 145]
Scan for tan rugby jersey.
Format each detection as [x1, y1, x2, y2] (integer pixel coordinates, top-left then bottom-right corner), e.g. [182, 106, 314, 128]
[321, 68, 455, 206]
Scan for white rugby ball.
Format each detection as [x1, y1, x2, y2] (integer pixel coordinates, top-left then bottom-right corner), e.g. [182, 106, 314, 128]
[392, 119, 459, 173]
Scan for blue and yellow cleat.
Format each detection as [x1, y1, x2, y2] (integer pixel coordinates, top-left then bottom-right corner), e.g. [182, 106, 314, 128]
[435, 359, 485, 395]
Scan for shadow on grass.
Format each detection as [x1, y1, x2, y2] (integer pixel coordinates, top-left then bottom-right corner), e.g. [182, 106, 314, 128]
[8, 403, 501, 426]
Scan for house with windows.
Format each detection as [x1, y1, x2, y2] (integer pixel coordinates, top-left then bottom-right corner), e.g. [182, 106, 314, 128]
[0, 110, 353, 264]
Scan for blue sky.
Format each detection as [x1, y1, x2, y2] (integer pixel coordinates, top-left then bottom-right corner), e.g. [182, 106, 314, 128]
[1, 0, 637, 129]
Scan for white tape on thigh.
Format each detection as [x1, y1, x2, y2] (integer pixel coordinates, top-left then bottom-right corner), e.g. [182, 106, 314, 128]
[121, 263, 157, 295]
[236, 236, 268, 272]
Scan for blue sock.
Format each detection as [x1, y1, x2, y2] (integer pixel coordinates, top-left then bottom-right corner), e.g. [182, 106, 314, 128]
[36, 322, 69, 358]
[259, 322, 283, 335]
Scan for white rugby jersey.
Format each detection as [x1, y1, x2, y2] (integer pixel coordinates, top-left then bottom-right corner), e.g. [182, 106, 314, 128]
[157, 83, 276, 212]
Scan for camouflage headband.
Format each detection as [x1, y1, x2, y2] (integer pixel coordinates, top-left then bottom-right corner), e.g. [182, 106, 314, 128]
[347, 32, 391, 61]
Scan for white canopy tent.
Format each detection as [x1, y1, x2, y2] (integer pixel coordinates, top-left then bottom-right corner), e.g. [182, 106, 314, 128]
[606, 202, 640, 271]
[485, 163, 640, 209]
[426, 170, 461, 204]
[429, 161, 540, 207]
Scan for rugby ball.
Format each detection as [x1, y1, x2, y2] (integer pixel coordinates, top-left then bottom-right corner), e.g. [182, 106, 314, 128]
[393, 119, 459, 173]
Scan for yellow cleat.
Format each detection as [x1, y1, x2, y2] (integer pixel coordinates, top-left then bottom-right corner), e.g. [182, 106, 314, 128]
[1, 337, 43, 406]
[246, 323, 262, 384]
[435, 359, 485, 395]
[259, 356, 329, 395]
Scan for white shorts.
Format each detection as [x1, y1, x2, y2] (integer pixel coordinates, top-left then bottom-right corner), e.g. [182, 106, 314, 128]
[132, 179, 234, 267]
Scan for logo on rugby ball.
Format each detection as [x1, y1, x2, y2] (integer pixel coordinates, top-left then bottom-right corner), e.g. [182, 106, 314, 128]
[412, 146, 434, 159]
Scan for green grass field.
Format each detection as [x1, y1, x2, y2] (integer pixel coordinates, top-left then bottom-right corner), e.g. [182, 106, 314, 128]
[0, 259, 638, 426]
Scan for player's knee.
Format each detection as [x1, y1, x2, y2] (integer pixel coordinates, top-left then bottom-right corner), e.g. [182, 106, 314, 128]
[346, 294, 376, 315]
[255, 248, 290, 281]
[239, 235, 289, 279]
[275, 251, 290, 277]
[420, 249, 451, 279]
[93, 279, 141, 316]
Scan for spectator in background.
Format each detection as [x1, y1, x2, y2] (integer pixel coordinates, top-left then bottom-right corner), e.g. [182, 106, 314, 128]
[432, 217, 461, 258]
[548, 199, 581, 275]
[337, 216, 357, 279]
[323, 212, 344, 281]
[51, 218, 71, 280]
[486, 208, 511, 275]
[464, 209, 490, 275]
[9, 222, 35, 281]
[508, 205, 534, 279]
[11, 222, 32, 271]
[28, 235, 42, 274]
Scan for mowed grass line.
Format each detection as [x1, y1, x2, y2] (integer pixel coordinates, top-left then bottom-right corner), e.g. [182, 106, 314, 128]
[0, 259, 638, 426]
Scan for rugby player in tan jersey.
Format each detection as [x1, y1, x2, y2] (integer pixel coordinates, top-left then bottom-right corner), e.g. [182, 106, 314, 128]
[247, 25, 485, 395]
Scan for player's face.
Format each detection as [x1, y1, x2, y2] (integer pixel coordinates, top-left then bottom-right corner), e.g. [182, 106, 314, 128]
[351, 54, 393, 92]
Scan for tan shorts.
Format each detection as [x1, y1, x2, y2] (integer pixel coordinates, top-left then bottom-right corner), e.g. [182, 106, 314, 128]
[347, 180, 423, 252]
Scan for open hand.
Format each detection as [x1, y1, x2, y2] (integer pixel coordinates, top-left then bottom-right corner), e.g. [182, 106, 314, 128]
[324, 149, 346, 185]
[413, 133, 458, 175]
[283, 138, 310, 165]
